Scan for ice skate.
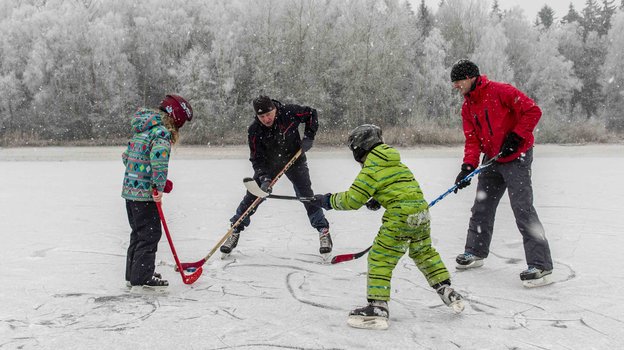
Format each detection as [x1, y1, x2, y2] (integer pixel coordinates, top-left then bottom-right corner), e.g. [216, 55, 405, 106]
[520, 267, 553, 288]
[455, 252, 484, 269]
[130, 275, 169, 294]
[220, 230, 240, 257]
[347, 300, 389, 330]
[126, 272, 162, 288]
[435, 284, 465, 313]
[318, 227, 333, 258]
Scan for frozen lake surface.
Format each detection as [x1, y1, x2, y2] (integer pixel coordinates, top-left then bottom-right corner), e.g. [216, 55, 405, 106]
[1, 144, 623, 349]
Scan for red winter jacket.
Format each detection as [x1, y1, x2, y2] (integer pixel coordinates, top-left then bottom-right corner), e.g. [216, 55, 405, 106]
[461, 75, 541, 167]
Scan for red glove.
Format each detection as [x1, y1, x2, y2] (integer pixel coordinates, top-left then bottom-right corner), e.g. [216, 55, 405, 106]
[164, 179, 173, 193]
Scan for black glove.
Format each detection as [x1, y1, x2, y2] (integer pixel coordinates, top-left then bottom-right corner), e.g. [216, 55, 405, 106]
[499, 132, 523, 158]
[365, 198, 381, 211]
[259, 175, 272, 194]
[301, 137, 314, 153]
[311, 193, 333, 210]
[454, 163, 475, 193]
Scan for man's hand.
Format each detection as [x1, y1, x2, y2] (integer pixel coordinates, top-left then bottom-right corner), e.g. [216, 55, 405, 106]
[301, 137, 314, 153]
[499, 132, 523, 158]
[454, 163, 475, 193]
[365, 198, 381, 211]
[311, 193, 333, 210]
[259, 175, 272, 194]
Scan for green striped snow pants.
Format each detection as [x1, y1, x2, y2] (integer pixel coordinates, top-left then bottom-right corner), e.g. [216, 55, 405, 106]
[367, 211, 450, 301]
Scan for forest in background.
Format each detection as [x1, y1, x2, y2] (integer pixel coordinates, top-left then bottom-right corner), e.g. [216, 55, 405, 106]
[1, 0, 623, 146]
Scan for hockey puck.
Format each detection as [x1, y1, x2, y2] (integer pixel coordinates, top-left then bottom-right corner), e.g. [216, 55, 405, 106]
[186, 267, 197, 272]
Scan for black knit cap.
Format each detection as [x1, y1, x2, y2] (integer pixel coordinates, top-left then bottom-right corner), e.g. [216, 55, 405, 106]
[253, 95, 275, 115]
[450, 59, 480, 82]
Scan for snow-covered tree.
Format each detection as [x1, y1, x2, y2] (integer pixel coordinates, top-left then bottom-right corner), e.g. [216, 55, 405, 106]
[471, 23, 514, 83]
[601, 10, 624, 130]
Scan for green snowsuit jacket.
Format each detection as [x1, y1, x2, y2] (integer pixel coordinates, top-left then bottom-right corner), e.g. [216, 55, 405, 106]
[329, 144, 450, 301]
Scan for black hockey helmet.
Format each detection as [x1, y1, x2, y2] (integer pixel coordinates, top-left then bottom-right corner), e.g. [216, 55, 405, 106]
[347, 124, 383, 163]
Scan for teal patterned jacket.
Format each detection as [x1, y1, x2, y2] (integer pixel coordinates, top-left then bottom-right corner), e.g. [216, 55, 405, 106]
[121, 108, 172, 201]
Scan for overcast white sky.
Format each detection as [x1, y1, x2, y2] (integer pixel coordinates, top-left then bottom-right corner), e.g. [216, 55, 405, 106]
[414, 0, 589, 21]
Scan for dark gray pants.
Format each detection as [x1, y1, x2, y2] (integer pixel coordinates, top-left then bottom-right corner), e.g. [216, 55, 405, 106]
[464, 148, 553, 270]
[125, 200, 162, 285]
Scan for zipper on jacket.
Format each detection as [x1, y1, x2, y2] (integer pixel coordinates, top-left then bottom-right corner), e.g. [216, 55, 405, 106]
[473, 114, 482, 131]
[484, 109, 494, 136]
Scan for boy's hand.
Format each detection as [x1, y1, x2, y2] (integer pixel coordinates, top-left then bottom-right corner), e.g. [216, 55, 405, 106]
[365, 198, 381, 211]
[311, 193, 333, 210]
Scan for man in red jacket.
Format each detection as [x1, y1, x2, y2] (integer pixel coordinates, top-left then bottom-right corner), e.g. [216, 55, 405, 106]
[450, 59, 553, 287]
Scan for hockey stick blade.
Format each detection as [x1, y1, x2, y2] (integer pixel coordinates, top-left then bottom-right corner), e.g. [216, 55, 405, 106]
[331, 246, 371, 264]
[243, 177, 314, 202]
[179, 259, 207, 271]
[243, 177, 270, 197]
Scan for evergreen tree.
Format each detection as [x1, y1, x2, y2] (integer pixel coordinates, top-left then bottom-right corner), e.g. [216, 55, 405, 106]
[490, 0, 503, 21]
[537, 5, 555, 28]
[598, 0, 617, 35]
[562, 3, 582, 24]
[416, 0, 434, 37]
[580, 0, 602, 39]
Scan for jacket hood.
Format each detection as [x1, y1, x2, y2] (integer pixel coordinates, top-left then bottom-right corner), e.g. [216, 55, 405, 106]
[131, 108, 164, 133]
[363, 144, 400, 167]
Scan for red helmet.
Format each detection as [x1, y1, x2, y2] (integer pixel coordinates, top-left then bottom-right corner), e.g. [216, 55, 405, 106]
[160, 94, 193, 128]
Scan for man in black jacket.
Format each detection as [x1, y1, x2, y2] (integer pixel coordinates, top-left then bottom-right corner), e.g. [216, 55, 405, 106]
[220, 95, 332, 256]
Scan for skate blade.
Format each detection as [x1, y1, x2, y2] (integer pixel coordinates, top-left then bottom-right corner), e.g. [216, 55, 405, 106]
[320, 253, 332, 262]
[221, 252, 231, 260]
[522, 276, 553, 288]
[347, 315, 389, 330]
[129, 285, 168, 295]
[456, 260, 484, 270]
[450, 300, 465, 314]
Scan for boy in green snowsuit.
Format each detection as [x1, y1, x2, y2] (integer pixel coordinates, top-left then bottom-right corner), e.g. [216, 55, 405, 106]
[311, 124, 464, 330]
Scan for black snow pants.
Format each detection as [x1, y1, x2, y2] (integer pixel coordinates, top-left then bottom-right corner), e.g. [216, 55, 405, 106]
[230, 159, 329, 232]
[464, 148, 553, 271]
[125, 200, 162, 285]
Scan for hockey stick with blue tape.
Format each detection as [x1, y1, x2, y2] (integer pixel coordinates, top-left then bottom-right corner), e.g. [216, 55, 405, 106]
[331, 153, 501, 264]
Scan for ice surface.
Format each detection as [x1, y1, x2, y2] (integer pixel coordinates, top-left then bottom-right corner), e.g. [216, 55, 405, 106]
[1, 145, 623, 349]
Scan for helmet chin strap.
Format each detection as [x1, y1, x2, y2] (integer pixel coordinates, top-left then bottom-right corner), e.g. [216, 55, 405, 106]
[351, 147, 367, 163]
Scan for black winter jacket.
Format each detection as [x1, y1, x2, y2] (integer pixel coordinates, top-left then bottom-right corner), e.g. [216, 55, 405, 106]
[247, 100, 318, 178]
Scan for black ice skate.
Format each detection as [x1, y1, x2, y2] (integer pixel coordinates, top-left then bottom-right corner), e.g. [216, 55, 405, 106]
[318, 228, 333, 255]
[435, 284, 465, 313]
[220, 230, 241, 256]
[520, 266, 553, 288]
[130, 275, 169, 294]
[126, 272, 162, 288]
[347, 300, 389, 330]
[456, 252, 484, 269]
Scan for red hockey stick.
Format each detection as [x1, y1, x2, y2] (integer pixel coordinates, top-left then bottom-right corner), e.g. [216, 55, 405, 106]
[179, 149, 303, 270]
[154, 189, 203, 284]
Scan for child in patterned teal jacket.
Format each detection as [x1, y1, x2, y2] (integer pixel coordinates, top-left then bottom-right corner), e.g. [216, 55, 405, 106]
[122, 94, 192, 289]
